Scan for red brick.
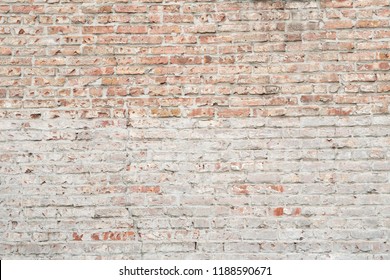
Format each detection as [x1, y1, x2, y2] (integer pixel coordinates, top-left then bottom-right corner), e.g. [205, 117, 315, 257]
[324, 20, 354, 29]
[150, 25, 181, 34]
[82, 5, 112, 14]
[72, 233, 83, 241]
[139, 56, 169, 65]
[114, 5, 147, 13]
[270, 185, 284, 193]
[0, 47, 12, 56]
[292, 208, 302, 216]
[357, 20, 388, 28]
[82, 26, 114, 34]
[327, 107, 353, 116]
[321, 0, 353, 8]
[48, 26, 79, 35]
[150, 108, 181, 118]
[117, 26, 147, 34]
[218, 108, 250, 118]
[187, 108, 215, 118]
[170, 56, 203, 65]
[273, 208, 284, 216]
[12, 5, 44, 13]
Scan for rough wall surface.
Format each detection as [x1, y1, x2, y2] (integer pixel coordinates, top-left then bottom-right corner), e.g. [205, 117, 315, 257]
[1, 0, 390, 259]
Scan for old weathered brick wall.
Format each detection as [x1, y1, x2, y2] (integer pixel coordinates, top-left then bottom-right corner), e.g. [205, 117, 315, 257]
[1, 0, 390, 259]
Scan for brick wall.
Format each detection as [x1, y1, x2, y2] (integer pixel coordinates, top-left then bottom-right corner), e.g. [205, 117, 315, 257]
[1, 0, 390, 259]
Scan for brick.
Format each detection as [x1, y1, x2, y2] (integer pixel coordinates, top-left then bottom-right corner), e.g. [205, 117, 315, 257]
[357, 20, 389, 28]
[116, 26, 147, 34]
[218, 108, 250, 118]
[170, 56, 202, 65]
[47, 26, 79, 35]
[82, 26, 114, 34]
[187, 108, 215, 118]
[1, 0, 389, 261]
[130, 36, 163, 44]
[273, 207, 284, 216]
[139, 56, 168, 65]
[116, 66, 146, 75]
[82, 5, 112, 14]
[150, 108, 181, 118]
[150, 25, 180, 34]
[12, 5, 44, 14]
[320, 0, 353, 8]
[114, 5, 147, 13]
[0, 47, 12, 56]
[130, 186, 160, 193]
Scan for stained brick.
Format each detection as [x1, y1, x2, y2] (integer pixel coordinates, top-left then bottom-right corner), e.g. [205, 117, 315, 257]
[1, 0, 389, 261]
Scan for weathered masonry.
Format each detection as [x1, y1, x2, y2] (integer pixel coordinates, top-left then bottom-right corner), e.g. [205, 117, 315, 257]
[0, 0, 390, 259]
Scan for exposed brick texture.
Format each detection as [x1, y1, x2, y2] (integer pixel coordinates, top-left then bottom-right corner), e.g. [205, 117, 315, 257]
[1, 0, 390, 259]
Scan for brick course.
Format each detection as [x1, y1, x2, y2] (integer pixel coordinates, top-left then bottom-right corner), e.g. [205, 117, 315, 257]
[1, 0, 390, 259]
